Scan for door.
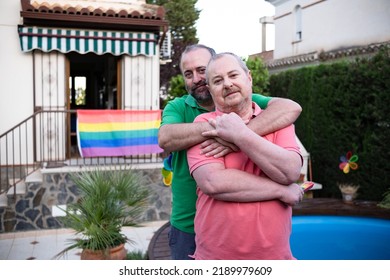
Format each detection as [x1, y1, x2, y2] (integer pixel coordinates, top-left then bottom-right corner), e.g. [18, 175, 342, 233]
[66, 53, 121, 158]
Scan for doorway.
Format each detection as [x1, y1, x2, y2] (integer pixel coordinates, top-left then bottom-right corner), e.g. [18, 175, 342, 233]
[66, 52, 121, 157]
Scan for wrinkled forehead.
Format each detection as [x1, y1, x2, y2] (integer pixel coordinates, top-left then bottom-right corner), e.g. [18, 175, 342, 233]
[206, 54, 241, 77]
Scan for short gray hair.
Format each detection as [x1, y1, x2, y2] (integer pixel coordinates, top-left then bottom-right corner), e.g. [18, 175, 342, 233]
[206, 52, 249, 83]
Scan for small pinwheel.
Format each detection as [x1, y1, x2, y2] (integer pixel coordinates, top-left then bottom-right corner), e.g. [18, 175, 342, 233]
[339, 151, 358, 174]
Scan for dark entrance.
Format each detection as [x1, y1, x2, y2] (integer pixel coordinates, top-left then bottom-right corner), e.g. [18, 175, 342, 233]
[67, 52, 120, 157]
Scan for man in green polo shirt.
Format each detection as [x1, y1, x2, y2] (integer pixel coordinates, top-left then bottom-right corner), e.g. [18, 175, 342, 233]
[158, 44, 303, 260]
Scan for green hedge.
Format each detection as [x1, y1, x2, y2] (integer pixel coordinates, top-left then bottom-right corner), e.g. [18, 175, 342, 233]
[269, 48, 390, 200]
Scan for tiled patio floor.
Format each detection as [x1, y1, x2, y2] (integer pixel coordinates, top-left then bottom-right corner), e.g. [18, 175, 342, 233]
[0, 220, 168, 260]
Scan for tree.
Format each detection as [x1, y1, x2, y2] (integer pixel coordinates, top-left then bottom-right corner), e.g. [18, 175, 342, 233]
[245, 57, 270, 95]
[147, 0, 200, 107]
[161, 74, 185, 108]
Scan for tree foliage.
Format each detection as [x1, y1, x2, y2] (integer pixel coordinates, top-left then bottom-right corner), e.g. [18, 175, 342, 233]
[147, 0, 200, 105]
[161, 74, 185, 108]
[245, 57, 270, 95]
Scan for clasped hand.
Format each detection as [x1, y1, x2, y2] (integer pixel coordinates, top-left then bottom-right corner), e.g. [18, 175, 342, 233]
[200, 113, 248, 158]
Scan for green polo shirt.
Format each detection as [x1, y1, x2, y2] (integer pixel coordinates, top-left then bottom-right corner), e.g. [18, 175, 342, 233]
[160, 93, 271, 234]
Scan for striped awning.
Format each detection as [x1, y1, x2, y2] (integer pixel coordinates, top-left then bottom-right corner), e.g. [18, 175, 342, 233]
[18, 26, 157, 56]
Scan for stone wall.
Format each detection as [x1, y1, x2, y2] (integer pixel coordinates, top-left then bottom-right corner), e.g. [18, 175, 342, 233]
[0, 168, 172, 233]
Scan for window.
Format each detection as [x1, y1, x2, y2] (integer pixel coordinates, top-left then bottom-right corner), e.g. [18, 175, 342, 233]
[294, 5, 302, 41]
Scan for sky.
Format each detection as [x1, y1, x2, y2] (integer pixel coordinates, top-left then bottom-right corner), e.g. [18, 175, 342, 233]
[195, 0, 275, 58]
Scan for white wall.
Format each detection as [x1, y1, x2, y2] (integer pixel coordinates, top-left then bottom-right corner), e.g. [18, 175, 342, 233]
[272, 0, 390, 59]
[0, 0, 34, 135]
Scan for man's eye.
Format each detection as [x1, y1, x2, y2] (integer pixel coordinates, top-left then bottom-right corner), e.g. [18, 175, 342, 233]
[213, 79, 222, 85]
[198, 69, 206, 74]
[184, 73, 193, 79]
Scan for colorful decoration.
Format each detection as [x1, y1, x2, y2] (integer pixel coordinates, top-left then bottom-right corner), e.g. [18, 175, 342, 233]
[301, 181, 314, 192]
[339, 151, 359, 174]
[162, 154, 173, 187]
[77, 110, 163, 157]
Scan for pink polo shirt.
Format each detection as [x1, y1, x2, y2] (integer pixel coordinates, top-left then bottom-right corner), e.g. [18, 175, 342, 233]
[187, 103, 301, 260]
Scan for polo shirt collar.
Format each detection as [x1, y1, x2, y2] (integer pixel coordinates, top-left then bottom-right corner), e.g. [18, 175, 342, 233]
[185, 94, 212, 112]
[215, 102, 262, 118]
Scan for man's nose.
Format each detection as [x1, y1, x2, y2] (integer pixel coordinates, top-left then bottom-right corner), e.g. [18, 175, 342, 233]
[223, 78, 233, 87]
[193, 72, 204, 83]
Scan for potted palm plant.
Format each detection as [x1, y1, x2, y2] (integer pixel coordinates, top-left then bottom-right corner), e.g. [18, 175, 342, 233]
[54, 167, 150, 260]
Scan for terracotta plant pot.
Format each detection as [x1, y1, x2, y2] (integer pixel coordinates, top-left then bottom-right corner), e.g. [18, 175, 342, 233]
[80, 243, 127, 260]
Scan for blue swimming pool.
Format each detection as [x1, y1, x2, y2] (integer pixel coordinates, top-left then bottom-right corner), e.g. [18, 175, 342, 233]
[290, 215, 390, 260]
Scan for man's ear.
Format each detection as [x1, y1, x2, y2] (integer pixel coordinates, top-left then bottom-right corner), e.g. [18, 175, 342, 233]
[248, 70, 253, 83]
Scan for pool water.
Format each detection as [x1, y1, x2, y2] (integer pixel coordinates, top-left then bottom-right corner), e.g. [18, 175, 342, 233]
[290, 215, 390, 260]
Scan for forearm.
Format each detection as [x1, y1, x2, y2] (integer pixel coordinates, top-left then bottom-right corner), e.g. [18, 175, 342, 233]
[236, 129, 302, 184]
[191, 162, 304, 206]
[201, 113, 302, 182]
[158, 122, 211, 153]
[247, 97, 302, 135]
[196, 168, 285, 202]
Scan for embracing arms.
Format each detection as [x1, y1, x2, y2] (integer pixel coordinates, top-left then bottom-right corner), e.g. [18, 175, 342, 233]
[206, 112, 302, 184]
[188, 111, 303, 206]
[200, 97, 302, 157]
[247, 97, 302, 136]
[191, 163, 303, 206]
[158, 97, 301, 154]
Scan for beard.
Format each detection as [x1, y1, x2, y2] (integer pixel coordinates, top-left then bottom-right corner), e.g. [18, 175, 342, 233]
[188, 81, 213, 106]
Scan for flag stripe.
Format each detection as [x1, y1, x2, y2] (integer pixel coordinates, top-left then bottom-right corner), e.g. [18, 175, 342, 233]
[79, 129, 158, 140]
[78, 120, 160, 132]
[80, 135, 158, 148]
[81, 145, 163, 157]
[77, 109, 160, 122]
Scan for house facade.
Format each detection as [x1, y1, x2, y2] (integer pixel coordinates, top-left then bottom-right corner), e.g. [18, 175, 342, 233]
[0, 0, 172, 232]
[1, 0, 168, 164]
[252, 0, 390, 73]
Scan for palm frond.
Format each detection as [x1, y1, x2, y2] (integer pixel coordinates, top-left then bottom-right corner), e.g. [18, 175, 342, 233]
[54, 167, 150, 259]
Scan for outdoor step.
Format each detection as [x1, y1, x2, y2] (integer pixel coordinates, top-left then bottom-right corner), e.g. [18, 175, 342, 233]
[7, 179, 26, 196]
[25, 169, 43, 184]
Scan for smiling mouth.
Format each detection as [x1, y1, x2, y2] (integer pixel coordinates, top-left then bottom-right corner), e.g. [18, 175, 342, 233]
[193, 83, 207, 92]
[195, 84, 206, 90]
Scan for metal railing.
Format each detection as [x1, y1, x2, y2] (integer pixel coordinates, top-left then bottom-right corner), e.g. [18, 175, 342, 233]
[0, 110, 163, 197]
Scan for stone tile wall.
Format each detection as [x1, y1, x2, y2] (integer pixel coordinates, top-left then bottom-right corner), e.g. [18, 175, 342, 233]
[0, 169, 172, 233]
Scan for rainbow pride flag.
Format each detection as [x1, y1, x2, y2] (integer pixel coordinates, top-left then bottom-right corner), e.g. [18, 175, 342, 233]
[77, 110, 163, 157]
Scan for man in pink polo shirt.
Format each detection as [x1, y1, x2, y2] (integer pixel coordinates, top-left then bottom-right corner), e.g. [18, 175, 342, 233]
[187, 52, 303, 260]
